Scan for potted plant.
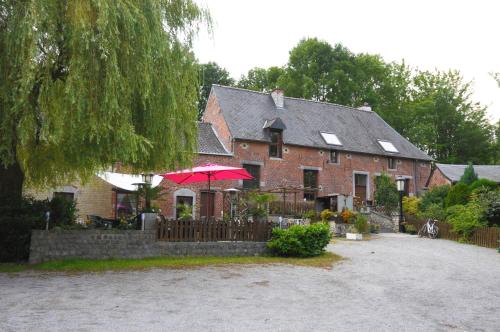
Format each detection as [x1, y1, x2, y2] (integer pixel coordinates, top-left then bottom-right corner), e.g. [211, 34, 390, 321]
[346, 214, 368, 240]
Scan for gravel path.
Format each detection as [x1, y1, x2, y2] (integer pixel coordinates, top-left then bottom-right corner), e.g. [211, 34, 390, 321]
[1, 234, 499, 332]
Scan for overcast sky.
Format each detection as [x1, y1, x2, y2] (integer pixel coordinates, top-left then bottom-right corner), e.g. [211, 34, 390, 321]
[193, 0, 500, 123]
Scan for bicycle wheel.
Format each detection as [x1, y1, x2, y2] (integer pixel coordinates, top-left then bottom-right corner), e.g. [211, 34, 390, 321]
[418, 224, 426, 238]
[429, 226, 438, 239]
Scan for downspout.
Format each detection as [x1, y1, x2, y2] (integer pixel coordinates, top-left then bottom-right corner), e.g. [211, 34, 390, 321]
[413, 159, 418, 196]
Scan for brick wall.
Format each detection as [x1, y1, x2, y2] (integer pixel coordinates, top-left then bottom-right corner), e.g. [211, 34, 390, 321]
[427, 167, 452, 188]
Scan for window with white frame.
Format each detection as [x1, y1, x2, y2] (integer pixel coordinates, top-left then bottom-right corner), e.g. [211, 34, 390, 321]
[320, 132, 342, 146]
[378, 140, 398, 153]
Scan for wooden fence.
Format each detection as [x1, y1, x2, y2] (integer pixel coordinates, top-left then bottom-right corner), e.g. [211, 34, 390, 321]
[157, 219, 273, 242]
[405, 219, 500, 249]
[269, 201, 315, 216]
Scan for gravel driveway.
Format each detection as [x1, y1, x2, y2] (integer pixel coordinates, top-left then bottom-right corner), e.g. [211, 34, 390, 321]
[1, 234, 499, 332]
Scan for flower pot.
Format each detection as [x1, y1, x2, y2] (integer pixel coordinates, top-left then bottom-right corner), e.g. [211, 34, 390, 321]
[346, 232, 363, 240]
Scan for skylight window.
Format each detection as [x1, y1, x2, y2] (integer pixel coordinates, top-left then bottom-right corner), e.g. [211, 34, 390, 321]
[378, 140, 398, 153]
[320, 132, 342, 146]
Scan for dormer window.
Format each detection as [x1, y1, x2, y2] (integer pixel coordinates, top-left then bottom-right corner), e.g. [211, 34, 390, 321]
[378, 140, 398, 153]
[269, 129, 283, 158]
[320, 132, 342, 146]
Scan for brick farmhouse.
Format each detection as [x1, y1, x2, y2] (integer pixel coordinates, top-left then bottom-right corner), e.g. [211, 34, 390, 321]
[157, 85, 433, 219]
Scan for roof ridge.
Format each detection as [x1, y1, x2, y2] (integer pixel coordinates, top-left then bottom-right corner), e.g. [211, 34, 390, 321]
[213, 84, 373, 113]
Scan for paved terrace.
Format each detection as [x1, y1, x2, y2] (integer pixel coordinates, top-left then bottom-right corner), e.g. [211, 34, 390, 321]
[1, 234, 499, 331]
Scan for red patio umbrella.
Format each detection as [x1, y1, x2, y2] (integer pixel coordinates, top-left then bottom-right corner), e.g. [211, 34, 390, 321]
[160, 164, 253, 219]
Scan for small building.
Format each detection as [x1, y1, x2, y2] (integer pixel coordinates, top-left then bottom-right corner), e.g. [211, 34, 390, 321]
[427, 163, 500, 188]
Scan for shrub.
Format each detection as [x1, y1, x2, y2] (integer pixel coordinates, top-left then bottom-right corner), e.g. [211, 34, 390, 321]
[444, 183, 471, 208]
[48, 196, 78, 227]
[354, 214, 369, 234]
[469, 179, 497, 191]
[459, 163, 478, 185]
[340, 209, 356, 223]
[446, 203, 487, 241]
[419, 185, 450, 211]
[405, 224, 417, 234]
[374, 173, 399, 210]
[403, 196, 420, 216]
[0, 197, 47, 262]
[303, 209, 317, 221]
[320, 209, 334, 222]
[267, 223, 332, 257]
[417, 203, 447, 221]
[470, 187, 500, 227]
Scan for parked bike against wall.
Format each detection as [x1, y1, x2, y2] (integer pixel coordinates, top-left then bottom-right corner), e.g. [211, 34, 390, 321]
[418, 219, 439, 239]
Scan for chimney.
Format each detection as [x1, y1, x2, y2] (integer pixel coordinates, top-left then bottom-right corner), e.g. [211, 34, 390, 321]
[271, 89, 284, 109]
[357, 102, 372, 112]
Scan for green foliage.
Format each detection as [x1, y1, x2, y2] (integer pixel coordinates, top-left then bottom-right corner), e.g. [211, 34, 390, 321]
[0, 1, 210, 192]
[369, 223, 380, 234]
[405, 224, 417, 235]
[374, 173, 399, 210]
[0, 195, 79, 262]
[198, 62, 235, 118]
[246, 192, 275, 219]
[303, 210, 317, 220]
[237, 66, 285, 92]
[417, 203, 447, 221]
[176, 204, 192, 221]
[419, 185, 450, 211]
[459, 163, 478, 185]
[469, 179, 497, 192]
[137, 185, 166, 212]
[320, 209, 334, 222]
[267, 223, 332, 257]
[446, 203, 487, 241]
[48, 196, 78, 227]
[354, 214, 369, 234]
[444, 183, 471, 207]
[470, 187, 500, 227]
[403, 196, 420, 216]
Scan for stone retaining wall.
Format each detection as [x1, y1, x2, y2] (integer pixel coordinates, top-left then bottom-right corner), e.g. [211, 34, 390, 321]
[29, 230, 268, 264]
[369, 211, 399, 232]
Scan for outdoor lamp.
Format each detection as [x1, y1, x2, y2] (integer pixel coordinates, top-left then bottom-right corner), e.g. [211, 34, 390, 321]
[142, 172, 154, 185]
[396, 177, 405, 232]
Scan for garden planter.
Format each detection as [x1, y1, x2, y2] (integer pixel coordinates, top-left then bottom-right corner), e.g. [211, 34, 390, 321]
[346, 232, 363, 240]
[142, 213, 158, 231]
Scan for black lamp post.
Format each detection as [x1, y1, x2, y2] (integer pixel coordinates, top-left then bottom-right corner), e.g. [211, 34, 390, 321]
[396, 177, 405, 232]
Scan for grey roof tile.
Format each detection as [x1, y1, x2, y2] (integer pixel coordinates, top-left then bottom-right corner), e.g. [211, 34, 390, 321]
[436, 163, 500, 183]
[197, 122, 230, 155]
[211, 85, 432, 161]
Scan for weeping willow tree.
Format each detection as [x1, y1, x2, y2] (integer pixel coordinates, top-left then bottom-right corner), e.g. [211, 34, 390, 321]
[0, 0, 210, 202]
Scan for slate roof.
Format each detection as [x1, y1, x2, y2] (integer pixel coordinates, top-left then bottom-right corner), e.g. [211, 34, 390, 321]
[210, 85, 432, 161]
[197, 122, 230, 155]
[436, 163, 500, 183]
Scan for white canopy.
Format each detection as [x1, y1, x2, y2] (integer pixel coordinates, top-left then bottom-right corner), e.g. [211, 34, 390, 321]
[97, 171, 163, 191]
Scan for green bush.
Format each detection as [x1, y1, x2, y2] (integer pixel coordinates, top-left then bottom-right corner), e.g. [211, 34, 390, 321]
[0, 196, 79, 262]
[470, 187, 500, 227]
[303, 209, 317, 220]
[0, 197, 47, 262]
[469, 179, 497, 192]
[354, 214, 369, 233]
[446, 203, 487, 241]
[320, 209, 334, 222]
[417, 202, 447, 221]
[459, 163, 478, 185]
[369, 223, 380, 234]
[405, 224, 417, 234]
[374, 173, 399, 210]
[267, 223, 332, 257]
[444, 183, 470, 208]
[403, 196, 420, 216]
[419, 185, 450, 211]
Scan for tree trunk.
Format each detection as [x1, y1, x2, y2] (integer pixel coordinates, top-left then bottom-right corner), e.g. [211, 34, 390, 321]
[0, 161, 24, 205]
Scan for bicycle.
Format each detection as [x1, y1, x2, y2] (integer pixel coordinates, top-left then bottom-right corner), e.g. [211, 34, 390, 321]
[418, 219, 439, 239]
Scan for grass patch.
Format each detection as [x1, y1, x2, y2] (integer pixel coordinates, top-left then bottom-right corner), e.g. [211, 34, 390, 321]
[0, 252, 343, 273]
